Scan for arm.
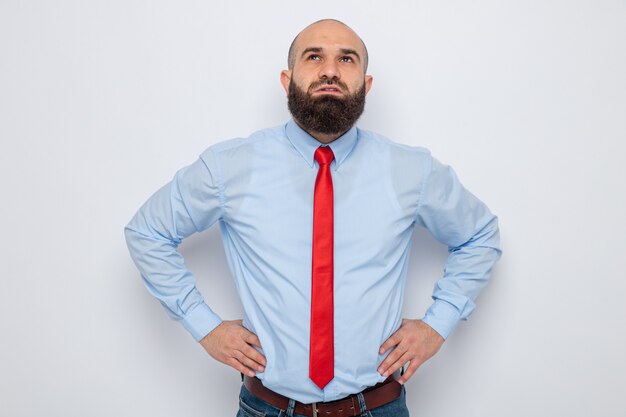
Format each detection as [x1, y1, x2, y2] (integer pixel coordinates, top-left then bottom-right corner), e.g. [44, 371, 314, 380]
[379, 155, 502, 383]
[124, 151, 265, 375]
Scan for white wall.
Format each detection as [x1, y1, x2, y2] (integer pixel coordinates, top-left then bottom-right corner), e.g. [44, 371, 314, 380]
[1, 1, 625, 416]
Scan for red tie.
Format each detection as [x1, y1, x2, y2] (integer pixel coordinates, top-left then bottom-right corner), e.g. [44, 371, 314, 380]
[309, 146, 335, 389]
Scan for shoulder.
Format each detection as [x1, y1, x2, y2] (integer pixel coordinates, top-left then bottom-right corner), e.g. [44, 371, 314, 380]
[356, 127, 433, 167]
[200, 124, 286, 160]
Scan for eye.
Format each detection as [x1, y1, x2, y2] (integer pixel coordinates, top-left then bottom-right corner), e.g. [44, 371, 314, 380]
[340, 56, 354, 63]
[307, 54, 321, 61]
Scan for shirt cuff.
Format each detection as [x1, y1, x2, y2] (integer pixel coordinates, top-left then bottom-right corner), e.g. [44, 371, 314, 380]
[422, 299, 462, 340]
[180, 302, 223, 342]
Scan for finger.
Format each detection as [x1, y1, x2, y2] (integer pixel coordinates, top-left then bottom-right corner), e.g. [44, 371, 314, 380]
[234, 349, 265, 372]
[243, 331, 263, 349]
[377, 344, 406, 374]
[379, 333, 401, 354]
[226, 357, 256, 377]
[240, 344, 267, 368]
[397, 358, 421, 385]
[381, 352, 410, 378]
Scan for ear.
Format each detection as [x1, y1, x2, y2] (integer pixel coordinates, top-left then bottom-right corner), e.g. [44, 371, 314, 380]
[364, 75, 374, 95]
[280, 70, 292, 95]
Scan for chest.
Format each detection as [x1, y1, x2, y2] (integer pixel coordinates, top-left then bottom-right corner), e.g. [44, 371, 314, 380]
[221, 160, 416, 254]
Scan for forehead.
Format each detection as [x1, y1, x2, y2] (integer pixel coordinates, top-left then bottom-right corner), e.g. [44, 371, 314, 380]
[294, 22, 365, 56]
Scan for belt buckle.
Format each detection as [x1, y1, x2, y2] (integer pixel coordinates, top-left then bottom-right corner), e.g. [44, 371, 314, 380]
[311, 402, 318, 417]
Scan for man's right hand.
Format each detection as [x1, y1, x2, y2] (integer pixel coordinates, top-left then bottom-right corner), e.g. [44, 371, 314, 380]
[199, 320, 266, 377]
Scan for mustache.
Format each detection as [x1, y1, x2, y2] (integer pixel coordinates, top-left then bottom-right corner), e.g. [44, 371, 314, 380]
[307, 78, 349, 94]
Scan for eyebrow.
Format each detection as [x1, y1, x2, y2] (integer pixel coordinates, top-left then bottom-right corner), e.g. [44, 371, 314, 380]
[300, 47, 362, 62]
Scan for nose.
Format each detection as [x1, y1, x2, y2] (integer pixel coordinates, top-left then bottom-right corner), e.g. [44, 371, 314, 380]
[318, 60, 340, 81]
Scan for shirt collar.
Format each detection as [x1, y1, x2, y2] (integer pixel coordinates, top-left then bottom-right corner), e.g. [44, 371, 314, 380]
[285, 119, 358, 168]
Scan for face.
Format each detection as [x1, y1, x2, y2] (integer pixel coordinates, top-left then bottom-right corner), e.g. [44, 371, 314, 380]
[281, 21, 374, 136]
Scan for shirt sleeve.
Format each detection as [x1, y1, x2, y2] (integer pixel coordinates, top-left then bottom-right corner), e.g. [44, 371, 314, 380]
[415, 155, 502, 340]
[124, 150, 224, 342]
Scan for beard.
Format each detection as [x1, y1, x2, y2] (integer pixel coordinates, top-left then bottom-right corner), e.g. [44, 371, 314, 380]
[287, 78, 366, 136]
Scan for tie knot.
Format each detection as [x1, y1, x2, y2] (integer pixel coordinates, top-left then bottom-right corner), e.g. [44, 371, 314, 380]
[314, 146, 335, 166]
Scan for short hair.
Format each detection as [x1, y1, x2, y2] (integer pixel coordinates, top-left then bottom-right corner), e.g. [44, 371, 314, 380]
[287, 19, 369, 73]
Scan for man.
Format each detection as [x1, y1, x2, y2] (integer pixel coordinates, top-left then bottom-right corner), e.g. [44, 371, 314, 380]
[125, 19, 501, 417]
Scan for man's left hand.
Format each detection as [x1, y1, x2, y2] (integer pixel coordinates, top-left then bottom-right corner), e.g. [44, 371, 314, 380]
[377, 319, 444, 385]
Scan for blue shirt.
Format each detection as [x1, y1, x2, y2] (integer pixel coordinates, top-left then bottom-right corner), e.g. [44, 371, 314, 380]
[124, 119, 501, 403]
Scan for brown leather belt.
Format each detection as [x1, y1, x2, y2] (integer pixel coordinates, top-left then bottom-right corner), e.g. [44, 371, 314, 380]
[242, 372, 402, 417]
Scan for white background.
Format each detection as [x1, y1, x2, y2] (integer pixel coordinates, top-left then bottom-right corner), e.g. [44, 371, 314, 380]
[1, 1, 625, 416]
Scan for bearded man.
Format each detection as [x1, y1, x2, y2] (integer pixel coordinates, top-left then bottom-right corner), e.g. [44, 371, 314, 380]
[125, 19, 501, 417]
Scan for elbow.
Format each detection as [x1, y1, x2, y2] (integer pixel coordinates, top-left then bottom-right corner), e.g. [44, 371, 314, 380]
[452, 214, 501, 256]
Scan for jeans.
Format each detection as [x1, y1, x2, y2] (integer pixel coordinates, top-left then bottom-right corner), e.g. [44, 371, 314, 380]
[236, 384, 410, 417]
